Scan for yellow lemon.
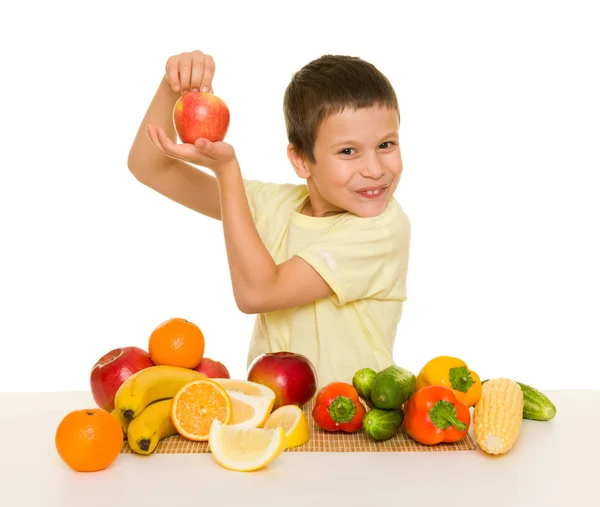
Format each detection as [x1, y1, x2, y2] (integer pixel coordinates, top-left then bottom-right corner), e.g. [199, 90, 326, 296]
[263, 404, 310, 449]
[208, 419, 286, 472]
[211, 379, 276, 428]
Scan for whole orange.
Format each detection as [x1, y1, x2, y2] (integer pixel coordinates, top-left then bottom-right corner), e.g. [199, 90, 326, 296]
[55, 408, 123, 472]
[148, 317, 205, 368]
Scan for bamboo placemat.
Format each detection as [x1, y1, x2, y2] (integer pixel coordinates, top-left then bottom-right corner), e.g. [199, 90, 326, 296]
[121, 397, 476, 453]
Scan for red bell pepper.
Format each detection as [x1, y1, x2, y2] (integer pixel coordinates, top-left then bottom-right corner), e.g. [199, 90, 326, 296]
[403, 385, 470, 445]
[312, 382, 366, 433]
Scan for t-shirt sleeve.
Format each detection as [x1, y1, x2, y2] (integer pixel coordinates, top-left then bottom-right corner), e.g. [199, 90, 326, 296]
[243, 179, 281, 223]
[294, 211, 410, 306]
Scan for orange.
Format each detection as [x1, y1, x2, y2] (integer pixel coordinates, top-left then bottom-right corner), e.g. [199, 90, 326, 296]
[148, 317, 205, 368]
[55, 408, 123, 472]
[171, 379, 232, 441]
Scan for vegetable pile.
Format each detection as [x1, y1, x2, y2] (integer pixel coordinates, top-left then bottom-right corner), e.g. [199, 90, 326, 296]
[311, 355, 557, 456]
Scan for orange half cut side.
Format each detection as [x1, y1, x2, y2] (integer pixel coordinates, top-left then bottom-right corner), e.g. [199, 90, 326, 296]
[171, 379, 232, 441]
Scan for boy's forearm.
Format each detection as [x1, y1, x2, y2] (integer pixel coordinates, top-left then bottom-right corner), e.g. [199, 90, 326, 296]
[127, 76, 180, 176]
[216, 163, 278, 313]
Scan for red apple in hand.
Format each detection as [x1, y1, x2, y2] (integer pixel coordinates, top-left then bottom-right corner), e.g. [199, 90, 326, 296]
[173, 91, 230, 144]
[90, 347, 154, 411]
[247, 352, 318, 410]
[193, 357, 230, 378]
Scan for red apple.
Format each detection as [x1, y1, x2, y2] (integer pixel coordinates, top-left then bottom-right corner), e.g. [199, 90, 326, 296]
[173, 91, 230, 144]
[193, 357, 230, 378]
[247, 351, 318, 410]
[90, 347, 154, 411]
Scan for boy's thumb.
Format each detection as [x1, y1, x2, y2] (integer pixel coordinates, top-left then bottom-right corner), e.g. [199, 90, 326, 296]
[194, 138, 213, 152]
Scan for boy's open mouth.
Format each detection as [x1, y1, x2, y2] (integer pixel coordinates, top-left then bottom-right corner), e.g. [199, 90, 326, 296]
[356, 185, 388, 199]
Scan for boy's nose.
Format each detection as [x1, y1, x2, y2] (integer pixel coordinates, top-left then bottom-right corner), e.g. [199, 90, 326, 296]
[360, 156, 385, 179]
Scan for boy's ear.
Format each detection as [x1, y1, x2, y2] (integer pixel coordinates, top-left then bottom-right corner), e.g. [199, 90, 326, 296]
[287, 143, 311, 179]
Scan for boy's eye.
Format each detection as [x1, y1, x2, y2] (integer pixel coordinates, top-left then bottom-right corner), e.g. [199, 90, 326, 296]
[339, 142, 395, 155]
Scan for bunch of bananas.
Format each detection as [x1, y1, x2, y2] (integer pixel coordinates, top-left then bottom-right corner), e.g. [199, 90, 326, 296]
[110, 365, 206, 455]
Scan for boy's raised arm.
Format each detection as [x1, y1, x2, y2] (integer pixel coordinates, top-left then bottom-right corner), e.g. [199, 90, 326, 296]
[215, 163, 334, 314]
[127, 51, 222, 221]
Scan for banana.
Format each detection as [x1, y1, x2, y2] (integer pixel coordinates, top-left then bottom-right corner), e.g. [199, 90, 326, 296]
[126, 399, 178, 455]
[110, 407, 131, 439]
[114, 365, 206, 420]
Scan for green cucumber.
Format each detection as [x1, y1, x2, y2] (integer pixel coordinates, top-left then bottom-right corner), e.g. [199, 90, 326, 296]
[481, 379, 556, 421]
[363, 408, 404, 441]
[370, 365, 416, 410]
[352, 368, 377, 406]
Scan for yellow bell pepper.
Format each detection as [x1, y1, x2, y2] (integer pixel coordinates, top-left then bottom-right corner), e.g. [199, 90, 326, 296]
[415, 356, 482, 408]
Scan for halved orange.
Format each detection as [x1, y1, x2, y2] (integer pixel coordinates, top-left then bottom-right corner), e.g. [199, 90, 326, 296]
[171, 379, 232, 441]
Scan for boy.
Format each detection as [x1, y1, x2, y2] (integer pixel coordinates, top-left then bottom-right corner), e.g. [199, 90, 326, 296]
[128, 50, 411, 389]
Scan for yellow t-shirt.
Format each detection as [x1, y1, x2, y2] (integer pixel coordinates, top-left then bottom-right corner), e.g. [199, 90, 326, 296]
[243, 179, 411, 389]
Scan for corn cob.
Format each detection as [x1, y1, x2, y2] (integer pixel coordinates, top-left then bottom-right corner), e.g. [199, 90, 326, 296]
[473, 378, 524, 455]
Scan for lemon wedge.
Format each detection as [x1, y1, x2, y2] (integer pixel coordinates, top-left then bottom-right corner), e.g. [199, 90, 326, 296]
[263, 404, 310, 449]
[208, 419, 286, 472]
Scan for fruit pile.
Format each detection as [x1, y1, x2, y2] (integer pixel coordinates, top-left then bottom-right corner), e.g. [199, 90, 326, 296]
[55, 317, 317, 473]
[55, 319, 557, 474]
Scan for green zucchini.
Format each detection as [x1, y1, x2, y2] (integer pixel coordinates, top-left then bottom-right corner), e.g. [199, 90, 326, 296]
[481, 379, 556, 421]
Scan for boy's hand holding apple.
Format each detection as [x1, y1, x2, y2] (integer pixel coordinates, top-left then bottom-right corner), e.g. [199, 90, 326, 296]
[145, 123, 236, 175]
[145, 50, 236, 175]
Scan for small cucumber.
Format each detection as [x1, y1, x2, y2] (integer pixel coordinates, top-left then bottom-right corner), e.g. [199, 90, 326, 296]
[363, 408, 404, 441]
[370, 365, 416, 410]
[481, 379, 556, 421]
[352, 368, 377, 406]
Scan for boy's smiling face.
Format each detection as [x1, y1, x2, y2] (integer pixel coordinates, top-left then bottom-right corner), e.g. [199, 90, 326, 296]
[289, 105, 402, 218]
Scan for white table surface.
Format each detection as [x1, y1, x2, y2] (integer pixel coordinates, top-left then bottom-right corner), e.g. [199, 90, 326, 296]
[0, 390, 597, 507]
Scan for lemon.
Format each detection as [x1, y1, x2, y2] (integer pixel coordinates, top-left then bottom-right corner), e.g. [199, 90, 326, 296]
[208, 419, 286, 472]
[263, 404, 310, 449]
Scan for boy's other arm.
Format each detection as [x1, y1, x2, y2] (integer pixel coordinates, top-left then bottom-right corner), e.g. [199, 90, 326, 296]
[127, 55, 221, 220]
[216, 164, 333, 314]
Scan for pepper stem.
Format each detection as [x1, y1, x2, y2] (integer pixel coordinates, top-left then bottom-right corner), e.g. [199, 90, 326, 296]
[328, 395, 357, 423]
[428, 400, 467, 431]
[449, 366, 474, 393]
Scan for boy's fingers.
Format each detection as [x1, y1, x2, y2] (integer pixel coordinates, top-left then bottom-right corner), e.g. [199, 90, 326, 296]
[200, 55, 215, 93]
[155, 126, 201, 160]
[190, 55, 205, 92]
[178, 54, 193, 93]
[155, 126, 182, 155]
[146, 125, 167, 155]
[194, 138, 218, 159]
[165, 58, 180, 92]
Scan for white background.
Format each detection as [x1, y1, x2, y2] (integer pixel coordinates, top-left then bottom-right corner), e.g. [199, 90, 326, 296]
[1, 1, 598, 392]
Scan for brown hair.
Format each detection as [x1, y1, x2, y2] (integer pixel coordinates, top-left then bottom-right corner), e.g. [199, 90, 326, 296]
[283, 54, 399, 164]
